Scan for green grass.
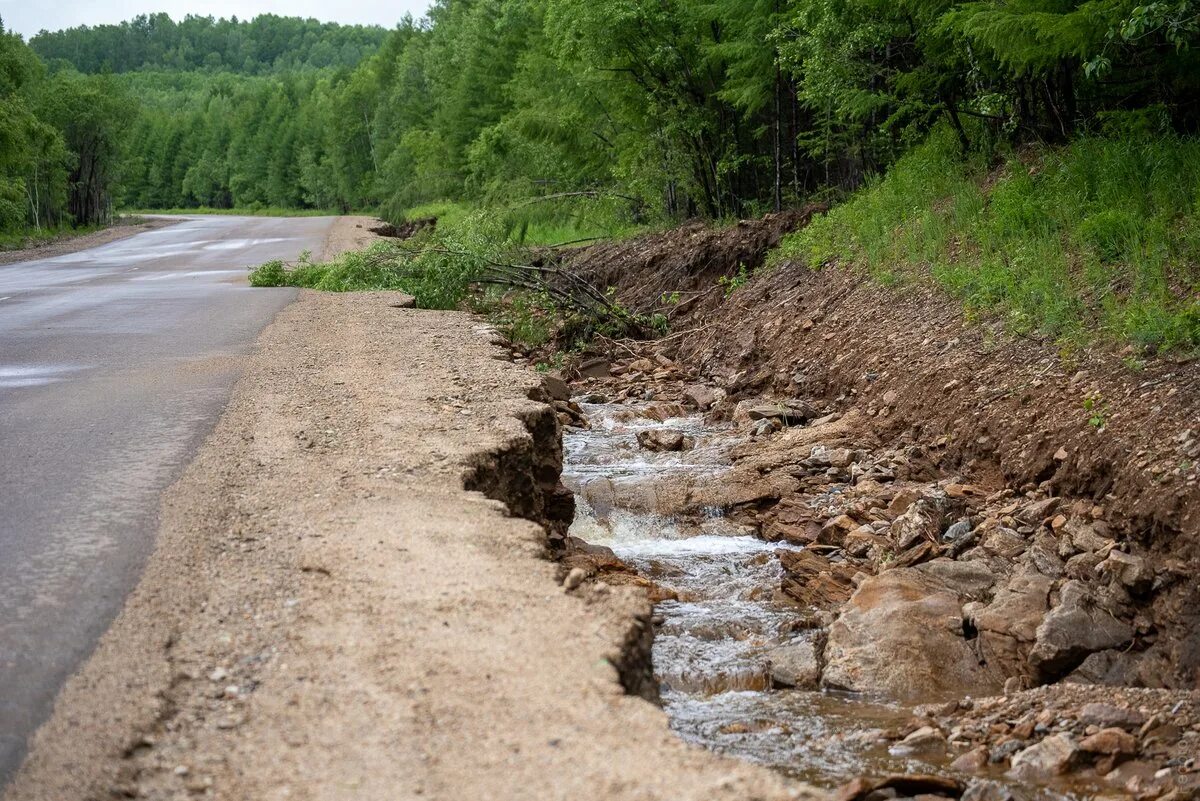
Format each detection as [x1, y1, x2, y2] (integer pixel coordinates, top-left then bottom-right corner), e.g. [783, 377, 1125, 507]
[122, 206, 340, 217]
[774, 127, 1200, 353]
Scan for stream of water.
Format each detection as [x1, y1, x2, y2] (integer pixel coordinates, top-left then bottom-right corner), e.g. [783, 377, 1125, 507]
[562, 402, 940, 784]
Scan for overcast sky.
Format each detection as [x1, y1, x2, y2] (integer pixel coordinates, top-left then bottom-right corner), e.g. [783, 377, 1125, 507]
[1, 0, 433, 39]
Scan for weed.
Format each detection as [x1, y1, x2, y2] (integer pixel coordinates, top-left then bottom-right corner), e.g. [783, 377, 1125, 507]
[1083, 394, 1109, 429]
[717, 263, 751, 297]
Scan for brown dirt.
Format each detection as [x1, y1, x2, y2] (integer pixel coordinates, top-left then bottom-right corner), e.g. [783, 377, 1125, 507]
[3, 226, 814, 800]
[0, 218, 180, 266]
[318, 214, 390, 260]
[562, 213, 1200, 688]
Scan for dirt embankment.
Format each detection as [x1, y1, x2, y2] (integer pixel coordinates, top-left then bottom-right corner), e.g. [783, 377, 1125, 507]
[3, 223, 811, 801]
[563, 214, 1199, 686]
[545, 213, 1199, 795]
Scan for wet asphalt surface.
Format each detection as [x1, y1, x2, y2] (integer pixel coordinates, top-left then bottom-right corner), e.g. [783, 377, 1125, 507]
[0, 215, 334, 784]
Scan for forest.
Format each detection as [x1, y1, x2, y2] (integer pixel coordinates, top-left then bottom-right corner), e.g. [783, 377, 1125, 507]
[5, 2, 1200, 223]
[1, 1, 1198, 344]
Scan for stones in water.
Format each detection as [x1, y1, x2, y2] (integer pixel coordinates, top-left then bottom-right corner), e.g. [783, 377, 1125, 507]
[635, 428, 693, 452]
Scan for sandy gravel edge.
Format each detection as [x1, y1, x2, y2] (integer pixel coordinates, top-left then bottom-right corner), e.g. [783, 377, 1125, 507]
[3, 225, 813, 800]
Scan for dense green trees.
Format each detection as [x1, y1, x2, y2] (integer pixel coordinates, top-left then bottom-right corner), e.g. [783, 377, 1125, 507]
[7, 1, 1200, 233]
[1, 22, 132, 234]
[30, 14, 387, 74]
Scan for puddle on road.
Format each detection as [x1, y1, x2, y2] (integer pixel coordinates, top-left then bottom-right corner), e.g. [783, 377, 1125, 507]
[560, 402, 1081, 794]
[0, 364, 84, 389]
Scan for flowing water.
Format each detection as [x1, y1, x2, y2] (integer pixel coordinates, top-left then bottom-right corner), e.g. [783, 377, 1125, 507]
[562, 402, 941, 784]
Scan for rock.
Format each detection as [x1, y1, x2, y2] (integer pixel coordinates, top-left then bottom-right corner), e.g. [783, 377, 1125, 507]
[639, 402, 689, 422]
[819, 514, 859, 546]
[845, 525, 888, 558]
[1065, 519, 1114, 553]
[1008, 734, 1081, 780]
[951, 746, 990, 773]
[577, 357, 610, 378]
[682, 384, 726, 411]
[821, 568, 1002, 699]
[834, 774, 962, 801]
[1029, 581, 1134, 680]
[890, 540, 939, 568]
[1097, 550, 1152, 594]
[826, 447, 856, 469]
[1080, 727, 1137, 757]
[942, 519, 973, 543]
[1015, 497, 1060, 526]
[541, 373, 570, 401]
[890, 499, 944, 550]
[980, 525, 1027, 559]
[961, 780, 1031, 801]
[745, 399, 819, 425]
[1063, 650, 1143, 686]
[1024, 531, 1065, 578]
[973, 568, 1053, 683]
[892, 726, 947, 755]
[766, 637, 823, 689]
[635, 428, 691, 452]
[780, 549, 859, 609]
[1078, 702, 1147, 730]
[1064, 551, 1105, 580]
[562, 567, 587, 590]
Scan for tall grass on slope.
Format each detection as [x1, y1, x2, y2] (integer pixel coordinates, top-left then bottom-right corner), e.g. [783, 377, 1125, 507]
[777, 128, 1200, 353]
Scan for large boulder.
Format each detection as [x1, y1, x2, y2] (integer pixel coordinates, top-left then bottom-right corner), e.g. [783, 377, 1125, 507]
[821, 568, 1003, 699]
[971, 567, 1054, 683]
[1029, 581, 1133, 680]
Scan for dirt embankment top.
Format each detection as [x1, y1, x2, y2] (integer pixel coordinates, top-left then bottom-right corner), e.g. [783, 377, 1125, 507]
[563, 214, 1200, 689]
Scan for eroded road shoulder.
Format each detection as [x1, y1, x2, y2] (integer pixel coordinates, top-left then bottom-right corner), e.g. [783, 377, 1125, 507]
[3, 290, 805, 801]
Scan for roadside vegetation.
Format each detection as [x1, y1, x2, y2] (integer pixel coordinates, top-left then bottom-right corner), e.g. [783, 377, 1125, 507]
[778, 127, 1200, 353]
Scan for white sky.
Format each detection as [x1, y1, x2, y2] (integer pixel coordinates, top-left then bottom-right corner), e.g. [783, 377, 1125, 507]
[1, 0, 433, 39]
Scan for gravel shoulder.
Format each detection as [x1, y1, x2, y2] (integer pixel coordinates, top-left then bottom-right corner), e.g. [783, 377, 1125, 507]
[0, 218, 180, 266]
[3, 234, 807, 799]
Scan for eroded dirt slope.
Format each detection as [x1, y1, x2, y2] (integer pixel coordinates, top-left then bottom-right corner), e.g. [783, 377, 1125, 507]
[564, 216, 1199, 688]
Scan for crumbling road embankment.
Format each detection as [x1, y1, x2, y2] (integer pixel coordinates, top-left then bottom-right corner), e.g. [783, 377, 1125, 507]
[3, 283, 807, 800]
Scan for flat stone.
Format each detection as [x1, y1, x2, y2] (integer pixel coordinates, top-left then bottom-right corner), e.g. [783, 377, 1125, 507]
[1078, 702, 1147, 730]
[1008, 734, 1080, 781]
[1079, 727, 1137, 756]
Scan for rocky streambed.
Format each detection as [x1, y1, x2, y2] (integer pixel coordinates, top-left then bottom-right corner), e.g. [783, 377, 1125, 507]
[546, 352, 1200, 801]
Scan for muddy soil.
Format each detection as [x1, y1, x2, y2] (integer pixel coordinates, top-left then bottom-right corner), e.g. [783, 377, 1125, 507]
[541, 213, 1200, 800]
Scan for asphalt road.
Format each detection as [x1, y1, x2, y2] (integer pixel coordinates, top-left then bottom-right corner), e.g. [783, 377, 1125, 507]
[0, 215, 335, 784]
